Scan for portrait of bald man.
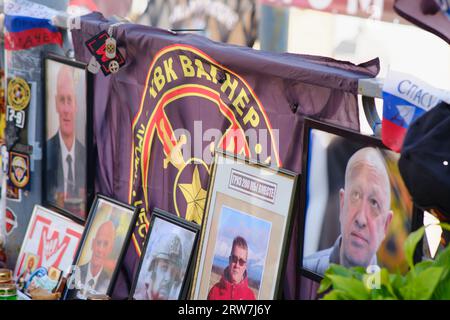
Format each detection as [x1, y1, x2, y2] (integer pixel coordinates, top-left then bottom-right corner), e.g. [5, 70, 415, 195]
[66, 220, 116, 300]
[45, 61, 87, 219]
[304, 147, 393, 276]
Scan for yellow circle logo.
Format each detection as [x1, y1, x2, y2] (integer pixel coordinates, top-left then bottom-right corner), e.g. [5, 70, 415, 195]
[7, 77, 31, 111]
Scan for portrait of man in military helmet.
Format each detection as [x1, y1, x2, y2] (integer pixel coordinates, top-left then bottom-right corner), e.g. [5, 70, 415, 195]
[130, 210, 199, 300]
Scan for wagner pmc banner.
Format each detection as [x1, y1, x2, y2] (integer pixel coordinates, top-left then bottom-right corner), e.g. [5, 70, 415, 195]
[72, 12, 379, 299]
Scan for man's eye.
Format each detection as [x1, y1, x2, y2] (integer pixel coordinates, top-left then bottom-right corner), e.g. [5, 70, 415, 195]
[370, 198, 380, 211]
[351, 191, 360, 201]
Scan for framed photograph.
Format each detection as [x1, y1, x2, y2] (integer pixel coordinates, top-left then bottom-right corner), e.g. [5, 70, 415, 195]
[63, 194, 139, 300]
[298, 118, 422, 284]
[13, 205, 84, 294]
[191, 151, 299, 300]
[42, 53, 94, 223]
[129, 208, 200, 300]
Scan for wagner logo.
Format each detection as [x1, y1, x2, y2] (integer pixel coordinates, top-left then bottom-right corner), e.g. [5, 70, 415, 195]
[9, 151, 30, 188]
[128, 45, 281, 255]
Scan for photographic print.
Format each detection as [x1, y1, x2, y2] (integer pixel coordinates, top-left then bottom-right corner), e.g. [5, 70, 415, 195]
[13, 205, 84, 293]
[299, 118, 420, 283]
[64, 195, 138, 300]
[43, 53, 93, 222]
[191, 151, 298, 300]
[130, 208, 199, 300]
[208, 206, 271, 300]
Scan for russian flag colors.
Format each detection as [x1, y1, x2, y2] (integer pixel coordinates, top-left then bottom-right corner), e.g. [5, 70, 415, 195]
[382, 71, 448, 152]
[4, 0, 63, 51]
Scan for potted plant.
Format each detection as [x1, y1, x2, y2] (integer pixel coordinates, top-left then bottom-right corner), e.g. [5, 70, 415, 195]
[318, 223, 450, 300]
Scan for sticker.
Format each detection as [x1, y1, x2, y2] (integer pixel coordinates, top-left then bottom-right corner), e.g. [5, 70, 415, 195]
[7, 77, 31, 111]
[6, 105, 26, 128]
[1, 144, 8, 173]
[6, 121, 20, 151]
[5, 207, 18, 235]
[87, 56, 100, 74]
[7, 183, 22, 202]
[11, 143, 33, 155]
[9, 151, 30, 188]
[85, 30, 125, 76]
[48, 267, 62, 282]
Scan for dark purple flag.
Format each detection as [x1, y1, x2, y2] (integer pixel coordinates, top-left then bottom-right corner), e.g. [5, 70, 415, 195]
[72, 12, 379, 300]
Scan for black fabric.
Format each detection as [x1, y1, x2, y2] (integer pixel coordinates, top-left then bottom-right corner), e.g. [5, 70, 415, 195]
[399, 102, 450, 216]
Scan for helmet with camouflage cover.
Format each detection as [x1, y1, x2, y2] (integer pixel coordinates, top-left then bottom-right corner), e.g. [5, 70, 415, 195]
[149, 233, 183, 279]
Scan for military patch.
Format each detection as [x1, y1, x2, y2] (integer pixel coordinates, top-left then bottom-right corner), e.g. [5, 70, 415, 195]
[5, 207, 18, 235]
[6, 183, 22, 202]
[6, 105, 26, 128]
[85, 30, 125, 76]
[7, 77, 31, 111]
[9, 151, 30, 188]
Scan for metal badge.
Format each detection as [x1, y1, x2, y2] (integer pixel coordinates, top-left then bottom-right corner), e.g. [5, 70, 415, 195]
[87, 56, 100, 74]
[105, 37, 117, 59]
[109, 60, 120, 74]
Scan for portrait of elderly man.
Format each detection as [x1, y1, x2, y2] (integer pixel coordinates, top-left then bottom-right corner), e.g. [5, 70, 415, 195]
[134, 233, 184, 300]
[67, 220, 116, 299]
[304, 147, 393, 276]
[46, 64, 86, 216]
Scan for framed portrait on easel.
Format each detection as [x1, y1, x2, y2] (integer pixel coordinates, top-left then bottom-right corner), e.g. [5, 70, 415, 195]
[191, 151, 299, 300]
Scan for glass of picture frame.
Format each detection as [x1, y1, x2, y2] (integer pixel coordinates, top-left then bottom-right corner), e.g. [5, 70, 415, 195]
[42, 53, 94, 223]
[63, 194, 139, 300]
[129, 208, 200, 300]
[298, 118, 423, 286]
[191, 150, 299, 300]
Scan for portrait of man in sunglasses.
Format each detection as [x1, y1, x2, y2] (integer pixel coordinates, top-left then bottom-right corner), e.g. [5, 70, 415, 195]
[207, 236, 256, 300]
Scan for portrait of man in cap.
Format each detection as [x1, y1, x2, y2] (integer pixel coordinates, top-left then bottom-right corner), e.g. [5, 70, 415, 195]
[132, 215, 197, 300]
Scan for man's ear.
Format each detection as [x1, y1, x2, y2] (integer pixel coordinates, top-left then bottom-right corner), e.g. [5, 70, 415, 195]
[384, 210, 393, 234]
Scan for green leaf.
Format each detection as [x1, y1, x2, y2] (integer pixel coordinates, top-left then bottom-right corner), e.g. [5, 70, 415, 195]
[326, 275, 369, 300]
[326, 263, 354, 277]
[404, 226, 425, 270]
[390, 274, 407, 299]
[400, 267, 444, 300]
[322, 289, 352, 300]
[432, 242, 450, 267]
[432, 272, 450, 300]
[440, 223, 450, 232]
[414, 260, 434, 273]
[318, 276, 332, 294]
[379, 268, 398, 299]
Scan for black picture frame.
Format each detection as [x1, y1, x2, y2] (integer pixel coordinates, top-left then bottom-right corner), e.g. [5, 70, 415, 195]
[190, 150, 300, 300]
[62, 194, 139, 300]
[129, 208, 200, 300]
[298, 118, 423, 284]
[42, 53, 94, 224]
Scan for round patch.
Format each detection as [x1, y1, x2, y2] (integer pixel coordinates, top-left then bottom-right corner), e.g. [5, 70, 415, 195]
[7, 77, 31, 111]
[109, 60, 120, 73]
